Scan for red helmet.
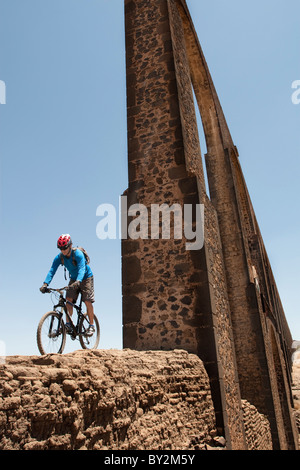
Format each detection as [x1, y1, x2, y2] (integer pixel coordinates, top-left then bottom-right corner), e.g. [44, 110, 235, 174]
[57, 234, 72, 250]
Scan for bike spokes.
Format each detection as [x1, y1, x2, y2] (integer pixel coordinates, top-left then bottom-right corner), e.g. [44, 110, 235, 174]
[79, 314, 100, 350]
[37, 312, 66, 355]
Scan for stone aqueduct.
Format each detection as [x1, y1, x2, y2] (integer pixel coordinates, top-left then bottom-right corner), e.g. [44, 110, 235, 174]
[121, 0, 298, 450]
[0, 0, 298, 452]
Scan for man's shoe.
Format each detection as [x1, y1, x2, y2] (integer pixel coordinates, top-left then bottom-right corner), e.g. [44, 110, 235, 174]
[86, 325, 95, 336]
[65, 322, 73, 334]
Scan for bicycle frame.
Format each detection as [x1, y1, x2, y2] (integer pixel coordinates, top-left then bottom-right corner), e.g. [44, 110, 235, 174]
[38, 286, 100, 355]
[51, 289, 85, 339]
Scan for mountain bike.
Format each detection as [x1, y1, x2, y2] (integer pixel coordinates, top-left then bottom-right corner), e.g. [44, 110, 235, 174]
[37, 286, 100, 355]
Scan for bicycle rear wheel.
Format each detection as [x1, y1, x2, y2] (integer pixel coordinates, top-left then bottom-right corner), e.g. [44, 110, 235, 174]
[79, 313, 100, 350]
[37, 311, 66, 355]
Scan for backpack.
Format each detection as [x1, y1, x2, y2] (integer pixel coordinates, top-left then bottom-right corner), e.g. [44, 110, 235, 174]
[60, 247, 90, 279]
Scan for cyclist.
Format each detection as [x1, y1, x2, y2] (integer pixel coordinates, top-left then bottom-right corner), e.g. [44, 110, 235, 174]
[40, 234, 95, 335]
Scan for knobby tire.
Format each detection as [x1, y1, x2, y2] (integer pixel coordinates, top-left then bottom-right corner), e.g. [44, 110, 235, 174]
[79, 313, 100, 350]
[37, 311, 66, 355]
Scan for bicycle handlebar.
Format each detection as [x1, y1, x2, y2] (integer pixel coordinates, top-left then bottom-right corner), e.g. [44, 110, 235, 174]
[46, 286, 70, 294]
[46, 286, 81, 310]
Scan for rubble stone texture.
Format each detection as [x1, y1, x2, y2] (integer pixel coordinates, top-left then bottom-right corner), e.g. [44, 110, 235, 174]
[0, 349, 217, 450]
[1, 0, 297, 453]
[122, 0, 299, 450]
[0, 349, 274, 450]
[241, 400, 272, 451]
[292, 352, 300, 446]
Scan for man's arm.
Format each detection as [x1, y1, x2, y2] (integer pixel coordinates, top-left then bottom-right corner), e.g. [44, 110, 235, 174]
[44, 255, 61, 285]
[74, 250, 86, 282]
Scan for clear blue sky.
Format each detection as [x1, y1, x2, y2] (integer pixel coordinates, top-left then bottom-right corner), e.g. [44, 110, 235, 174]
[0, 0, 299, 356]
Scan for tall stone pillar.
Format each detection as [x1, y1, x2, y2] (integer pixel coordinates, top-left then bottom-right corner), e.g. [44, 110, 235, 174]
[122, 0, 247, 449]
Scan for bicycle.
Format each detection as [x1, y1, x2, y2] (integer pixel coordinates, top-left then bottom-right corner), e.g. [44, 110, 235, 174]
[37, 286, 100, 355]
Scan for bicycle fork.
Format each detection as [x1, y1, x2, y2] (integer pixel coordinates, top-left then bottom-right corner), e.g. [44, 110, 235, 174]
[48, 310, 64, 338]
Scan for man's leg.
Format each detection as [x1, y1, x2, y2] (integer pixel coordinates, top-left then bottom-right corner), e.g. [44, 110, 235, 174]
[85, 301, 94, 325]
[82, 276, 95, 326]
[66, 298, 74, 322]
[66, 280, 79, 324]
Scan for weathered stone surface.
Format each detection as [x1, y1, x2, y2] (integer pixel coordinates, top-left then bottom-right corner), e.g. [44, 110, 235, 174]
[292, 352, 300, 446]
[0, 349, 218, 450]
[1, 347, 297, 450]
[122, 0, 248, 449]
[241, 400, 272, 451]
[122, 0, 298, 450]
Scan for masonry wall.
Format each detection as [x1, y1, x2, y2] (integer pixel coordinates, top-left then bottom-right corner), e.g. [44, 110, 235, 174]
[122, 0, 246, 449]
[241, 400, 273, 451]
[0, 349, 278, 451]
[173, 0, 298, 449]
[122, 0, 298, 450]
[123, 0, 203, 355]
[0, 350, 219, 451]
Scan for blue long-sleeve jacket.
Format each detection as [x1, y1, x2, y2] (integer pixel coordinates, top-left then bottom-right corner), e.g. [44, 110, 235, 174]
[44, 249, 93, 285]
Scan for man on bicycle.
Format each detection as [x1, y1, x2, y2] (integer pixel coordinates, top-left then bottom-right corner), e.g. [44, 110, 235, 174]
[40, 234, 95, 335]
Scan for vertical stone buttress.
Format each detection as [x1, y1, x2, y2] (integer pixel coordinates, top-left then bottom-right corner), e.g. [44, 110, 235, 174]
[122, 0, 298, 450]
[175, 0, 298, 450]
[122, 0, 246, 449]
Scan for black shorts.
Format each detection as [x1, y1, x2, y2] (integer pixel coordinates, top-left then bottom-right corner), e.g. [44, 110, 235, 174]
[67, 276, 95, 303]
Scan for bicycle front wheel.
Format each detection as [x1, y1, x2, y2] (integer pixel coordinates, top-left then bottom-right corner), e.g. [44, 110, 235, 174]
[37, 311, 66, 355]
[79, 313, 100, 350]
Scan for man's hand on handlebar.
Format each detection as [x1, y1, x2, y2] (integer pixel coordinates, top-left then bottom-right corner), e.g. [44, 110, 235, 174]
[39, 284, 71, 294]
[40, 283, 49, 294]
